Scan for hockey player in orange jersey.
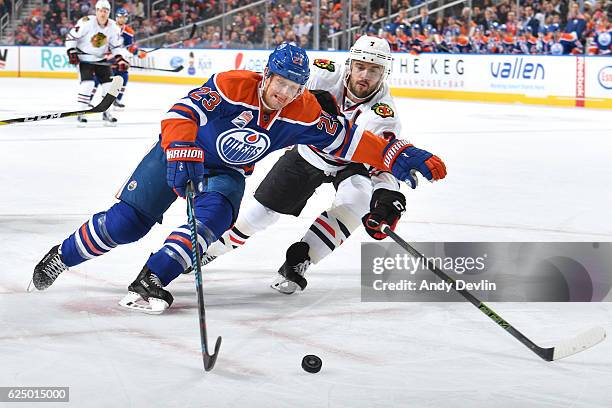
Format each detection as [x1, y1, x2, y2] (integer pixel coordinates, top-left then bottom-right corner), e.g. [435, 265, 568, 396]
[31, 43, 447, 314]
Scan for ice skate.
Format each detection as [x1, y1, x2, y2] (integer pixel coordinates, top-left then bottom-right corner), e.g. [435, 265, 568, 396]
[119, 265, 173, 314]
[77, 114, 88, 127]
[102, 111, 117, 126]
[30, 245, 69, 291]
[271, 242, 310, 294]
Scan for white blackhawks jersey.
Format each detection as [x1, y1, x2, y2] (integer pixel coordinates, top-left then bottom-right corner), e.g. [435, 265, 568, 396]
[65, 16, 127, 62]
[299, 57, 403, 190]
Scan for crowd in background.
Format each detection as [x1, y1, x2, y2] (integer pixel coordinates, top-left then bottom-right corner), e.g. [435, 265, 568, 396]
[378, 0, 611, 54]
[2, 0, 611, 55]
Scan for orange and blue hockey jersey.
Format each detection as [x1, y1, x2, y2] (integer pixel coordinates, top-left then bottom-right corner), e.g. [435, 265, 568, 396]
[160, 70, 397, 177]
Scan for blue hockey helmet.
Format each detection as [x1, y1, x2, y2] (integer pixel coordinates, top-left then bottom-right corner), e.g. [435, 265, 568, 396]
[116, 7, 128, 18]
[266, 43, 310, 86]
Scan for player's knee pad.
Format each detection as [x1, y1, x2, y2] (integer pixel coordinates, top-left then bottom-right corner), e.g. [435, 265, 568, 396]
[194, 191, 234, 241]
[333, 174, 372, 221]
[238, 199, 281, 236]
[105, 201, 156, 244]
[206, 198, 280, 257]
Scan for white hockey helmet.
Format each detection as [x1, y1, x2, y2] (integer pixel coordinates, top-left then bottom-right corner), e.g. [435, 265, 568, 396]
[344, 35, 393, 99]
[95, 0, 111, 10]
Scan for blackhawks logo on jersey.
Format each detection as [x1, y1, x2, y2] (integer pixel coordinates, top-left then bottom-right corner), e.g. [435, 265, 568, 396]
[313, 59, 335, 72]
[90, 32, 108, 48]
[372, 103, 394, 118]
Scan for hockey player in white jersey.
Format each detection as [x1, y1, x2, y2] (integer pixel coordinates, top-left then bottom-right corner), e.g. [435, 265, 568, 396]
[65, 0, 130, 125]
[204, 36, 416, 294]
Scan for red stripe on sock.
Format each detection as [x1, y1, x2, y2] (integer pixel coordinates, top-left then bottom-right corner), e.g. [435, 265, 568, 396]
[229, 235, 245, 245]
[315, 217, 336, 238]
[80, 224, 104, 255]
[166, 234, 193, 250]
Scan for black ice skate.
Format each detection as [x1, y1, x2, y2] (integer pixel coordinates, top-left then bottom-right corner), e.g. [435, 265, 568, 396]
[118, 265, 174, 314]
[77, 114, 88, 126]
[113, 100, 125, 110]
[30, 245, 69, 291]
[102, 111, 117, 126]
[271, 242, 310, 294]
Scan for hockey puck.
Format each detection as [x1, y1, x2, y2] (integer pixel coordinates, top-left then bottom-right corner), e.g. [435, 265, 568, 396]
[301, 355, 322, 373]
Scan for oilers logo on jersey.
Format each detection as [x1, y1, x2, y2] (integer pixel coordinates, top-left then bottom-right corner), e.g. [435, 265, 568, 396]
[216, 128, 271, 165]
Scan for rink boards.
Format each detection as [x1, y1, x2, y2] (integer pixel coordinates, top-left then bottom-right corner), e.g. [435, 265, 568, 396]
[0, 46, 610, 109]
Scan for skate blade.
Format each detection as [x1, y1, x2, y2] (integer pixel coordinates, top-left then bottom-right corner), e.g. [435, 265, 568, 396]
[26, 279, 36, 292]
[103, 121, 117, 127]
[118, 291, 169, 314]
[270, 278, 299, 295]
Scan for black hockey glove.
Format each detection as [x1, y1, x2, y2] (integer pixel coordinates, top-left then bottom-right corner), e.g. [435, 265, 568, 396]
[113, 55, 130, 72]
[310, 89, 340, 117]
[67, 48, 80, 65]
[362, 189, 406, 240]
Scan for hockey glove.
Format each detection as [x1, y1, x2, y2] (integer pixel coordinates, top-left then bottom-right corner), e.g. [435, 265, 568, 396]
[67, 48, 80, 65]
[165, 142, 205, 198]
[385, 140, 446, 189]
[362, 189, 406, 240]
[310, 89, 340, 116]
[114, 55, 130, 72]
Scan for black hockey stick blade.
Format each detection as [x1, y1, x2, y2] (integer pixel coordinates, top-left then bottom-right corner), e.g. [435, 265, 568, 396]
[381, 225, 607, 361]
[0, 76, 121, 126]
[188, 23, 197, 40]
[204, 336, 222, 371]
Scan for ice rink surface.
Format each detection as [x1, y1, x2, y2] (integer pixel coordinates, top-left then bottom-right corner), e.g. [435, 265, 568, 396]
[1, 78, 611, 407]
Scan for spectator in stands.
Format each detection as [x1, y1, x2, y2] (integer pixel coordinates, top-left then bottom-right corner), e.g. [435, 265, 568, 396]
[506, 11, 518, 35]
[483, 7, 498, 31]
[0, 0, 10, 17]
[565, 1, 587, 38]
[523, 5, 540, 36]
[415, 6, 432, 29]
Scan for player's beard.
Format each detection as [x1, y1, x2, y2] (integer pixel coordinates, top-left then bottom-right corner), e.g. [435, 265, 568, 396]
[348, 75, 381, 100]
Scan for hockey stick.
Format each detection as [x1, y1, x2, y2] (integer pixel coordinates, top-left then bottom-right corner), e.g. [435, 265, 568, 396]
[186, 181, 222, 371]
[86, 60, 184, 73]
[381, 225, 607, 361]
[0, 76, 121, 126]
[145, 23, 197, 53]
